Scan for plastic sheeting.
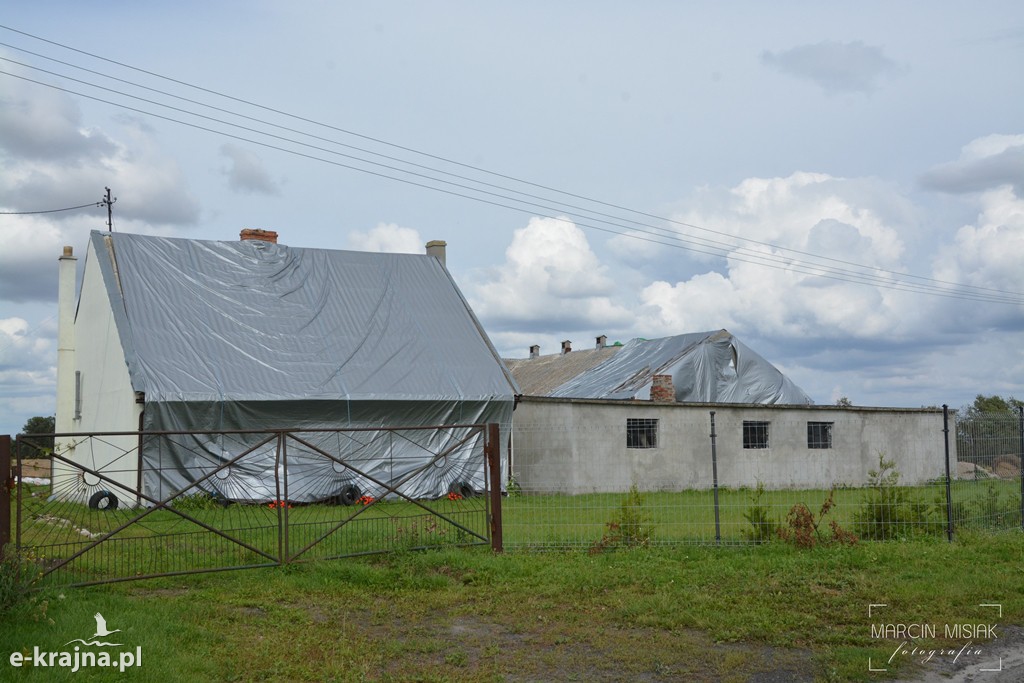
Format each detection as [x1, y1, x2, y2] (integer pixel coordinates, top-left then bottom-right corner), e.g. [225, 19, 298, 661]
[548, 330, 813, 404]
[90, 231, 517, 501]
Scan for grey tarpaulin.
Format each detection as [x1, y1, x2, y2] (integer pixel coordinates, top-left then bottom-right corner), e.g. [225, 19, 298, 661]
[548, 330, 813, 404]
[90, 231, 518, 501]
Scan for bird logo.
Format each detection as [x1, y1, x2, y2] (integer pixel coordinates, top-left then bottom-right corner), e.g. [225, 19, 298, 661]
[64, 613, 123, 647]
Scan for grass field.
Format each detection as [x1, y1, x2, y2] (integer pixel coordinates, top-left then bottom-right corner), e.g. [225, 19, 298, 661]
[10, 475, 1023, 587]
[2, 531, 1023, 682]
[504, 478, 1022, 546]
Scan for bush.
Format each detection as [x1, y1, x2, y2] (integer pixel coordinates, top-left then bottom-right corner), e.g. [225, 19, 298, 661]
[591, 484, 655, 552]
[777, 490, 857, 549]
[741, 482, 778, 544]
[853, 453, 934, 540]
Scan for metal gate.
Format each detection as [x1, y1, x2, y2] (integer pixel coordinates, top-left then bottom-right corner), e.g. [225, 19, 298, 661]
[1, 424, 502, 586]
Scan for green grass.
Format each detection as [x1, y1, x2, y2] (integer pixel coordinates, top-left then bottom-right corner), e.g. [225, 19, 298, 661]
[2, 533, 1023, 681]
[11, 477, 1022, 586]
[503, 479, 1022, 546]
[13, 489, 490, 586]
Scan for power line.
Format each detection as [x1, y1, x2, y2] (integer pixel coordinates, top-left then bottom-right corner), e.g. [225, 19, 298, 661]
[0, 201, 101, 215]
[1, 26, 1021, 306]
[3, 69, 1021, 306]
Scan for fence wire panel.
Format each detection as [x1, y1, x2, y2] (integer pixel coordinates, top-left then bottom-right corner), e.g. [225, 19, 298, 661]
[504, 406, 1023, 549]
[12, 425, 491, 586]
[952, 411, 1023, 532]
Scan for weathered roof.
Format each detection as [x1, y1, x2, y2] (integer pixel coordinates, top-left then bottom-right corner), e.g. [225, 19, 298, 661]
[504, 346, 620, 396]
[506, 330, 812, 405]
[89, 230, 518, 403]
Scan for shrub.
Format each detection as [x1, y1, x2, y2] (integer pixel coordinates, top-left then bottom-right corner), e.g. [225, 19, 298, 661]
[777, 490, 857, 549]
[740, 482, 778, 544]
[590, 484, 654, 553]
[853, 453, 934, 540]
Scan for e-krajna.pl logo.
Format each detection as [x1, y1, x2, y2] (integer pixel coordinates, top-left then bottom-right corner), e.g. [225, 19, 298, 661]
[8, 612, 142, 673]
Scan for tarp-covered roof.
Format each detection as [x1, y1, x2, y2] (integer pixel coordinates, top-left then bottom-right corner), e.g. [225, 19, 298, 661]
[91, 231, 518, 404]
[509, 330, 812, 405]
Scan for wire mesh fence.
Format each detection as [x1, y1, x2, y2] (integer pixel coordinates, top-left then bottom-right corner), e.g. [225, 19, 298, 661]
[6, 425, 495, 586]
[4, 408, 1021, 582]
[503, 404, 1023, 549]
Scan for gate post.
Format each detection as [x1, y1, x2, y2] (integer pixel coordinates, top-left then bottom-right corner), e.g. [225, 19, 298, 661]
[0, 435, 10, 560]
[486, 424, 503, 552]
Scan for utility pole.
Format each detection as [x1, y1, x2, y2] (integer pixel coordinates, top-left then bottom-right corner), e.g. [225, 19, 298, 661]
[101, 187, 117, 232]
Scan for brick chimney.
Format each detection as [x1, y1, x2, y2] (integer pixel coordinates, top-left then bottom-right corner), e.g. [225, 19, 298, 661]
[425, 240, 447, 267]
[650, 374, 675, 403]
[561, 340, 572, 355]
[240, 228, 278, 243]
[596, 335, 607, 349]
[529, 344, 540, 359]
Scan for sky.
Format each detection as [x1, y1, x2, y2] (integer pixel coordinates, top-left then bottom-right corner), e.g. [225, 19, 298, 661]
[1, 2, 1023, 436]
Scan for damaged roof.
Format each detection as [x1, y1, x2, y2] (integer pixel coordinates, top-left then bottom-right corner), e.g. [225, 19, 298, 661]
[506, 330, 813, 405]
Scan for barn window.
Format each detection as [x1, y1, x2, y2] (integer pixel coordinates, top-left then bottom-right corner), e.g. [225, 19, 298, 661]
[627, 418, 658, 449]
[807, 422, 833, 449]
[742, 421, 769, 449]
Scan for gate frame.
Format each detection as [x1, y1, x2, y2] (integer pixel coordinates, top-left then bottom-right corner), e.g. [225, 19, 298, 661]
[7, 423, 503, 585]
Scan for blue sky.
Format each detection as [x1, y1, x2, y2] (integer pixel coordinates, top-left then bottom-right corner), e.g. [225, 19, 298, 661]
[1, 2, 1023, 435]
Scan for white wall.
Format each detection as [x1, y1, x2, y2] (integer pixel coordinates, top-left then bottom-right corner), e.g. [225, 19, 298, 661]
[511, 397, 953, 494]
[52, 237, 142, 505]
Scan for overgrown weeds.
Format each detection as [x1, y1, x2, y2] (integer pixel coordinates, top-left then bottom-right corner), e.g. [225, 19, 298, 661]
[0, 546, 44, 614]
[777, 490, 857, 549]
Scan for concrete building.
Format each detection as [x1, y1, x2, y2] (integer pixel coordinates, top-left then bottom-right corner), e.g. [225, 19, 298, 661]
[506, 334, 951, 493]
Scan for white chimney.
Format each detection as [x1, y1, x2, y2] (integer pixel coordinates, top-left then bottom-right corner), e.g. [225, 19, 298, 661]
[596, 335, 607, 349]
[529, 344, 540, 359]
[561, 340, 572, 354]
[425, 240, 447, 267]
[55, 246, 77, 433]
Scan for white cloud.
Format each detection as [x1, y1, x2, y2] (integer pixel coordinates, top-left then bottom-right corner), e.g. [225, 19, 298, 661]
[345, 222, 424, 253]
[0, 316, 56, 435]
[467, 217, 634, 334]
[220, 144, 282, 195]
[920, 134, 1024, 195]
[761, 40, 901, 94]
[0, 94, 202, 303]
[932, 186, 1024, 318]
[628, 172, 919, 340]
[0, 58, 116, 161]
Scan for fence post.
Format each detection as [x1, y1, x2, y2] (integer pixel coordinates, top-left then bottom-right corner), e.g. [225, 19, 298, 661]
[709, 411, 721, 545]
[281, 432, 290, 563]
[486, 423, 503, 552]
[1018, 406, 1024, 532]
[273, 432, 284, 565]
[0, 435, 10, 560]
[942, 405, 953, 542]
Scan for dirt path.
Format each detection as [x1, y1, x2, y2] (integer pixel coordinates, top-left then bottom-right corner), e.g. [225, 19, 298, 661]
[894, 626, 1024, 683]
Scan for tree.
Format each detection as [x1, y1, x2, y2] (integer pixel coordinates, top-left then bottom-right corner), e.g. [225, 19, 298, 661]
[835, 396, 853, 407]
[18, 415, 55, 457]
[960, 394, 1023, 419]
